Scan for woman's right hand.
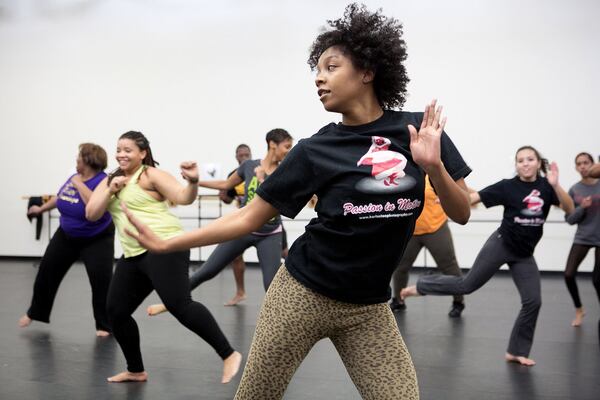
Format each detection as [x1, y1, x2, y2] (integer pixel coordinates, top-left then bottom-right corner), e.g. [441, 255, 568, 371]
[27, 205, 43, 217]
[580, 196, 592, 208]
[109, 176, 129, 195]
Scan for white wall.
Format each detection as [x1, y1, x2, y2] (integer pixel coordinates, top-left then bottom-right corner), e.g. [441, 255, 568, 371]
[0, 0, 598, 270]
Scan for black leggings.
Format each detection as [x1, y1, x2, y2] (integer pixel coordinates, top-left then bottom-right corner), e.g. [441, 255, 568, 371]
[106, 250, 234, 373]
[27, 226, 114, 331]
[564, 243, 600, 308]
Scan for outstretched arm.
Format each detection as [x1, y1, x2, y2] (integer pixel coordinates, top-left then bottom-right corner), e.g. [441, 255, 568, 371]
[123, 194, 278, 253]
[27, 196, 57, 217]
[198, 172, 244, 191]
[409, 100, 470, 224]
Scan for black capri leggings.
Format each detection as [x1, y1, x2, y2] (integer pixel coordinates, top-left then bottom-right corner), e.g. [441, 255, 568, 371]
[564, 244, 600, 308]
[106, 250, 234, 373]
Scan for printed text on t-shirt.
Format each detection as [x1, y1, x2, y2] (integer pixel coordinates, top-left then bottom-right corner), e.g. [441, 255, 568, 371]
[343, 198, 421, 216]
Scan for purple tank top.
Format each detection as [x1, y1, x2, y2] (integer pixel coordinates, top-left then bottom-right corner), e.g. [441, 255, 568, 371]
[56, 172, 112, 237]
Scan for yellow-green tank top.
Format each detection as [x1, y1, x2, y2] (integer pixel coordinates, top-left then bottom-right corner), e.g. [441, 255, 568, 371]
[108, 166, 183, 257]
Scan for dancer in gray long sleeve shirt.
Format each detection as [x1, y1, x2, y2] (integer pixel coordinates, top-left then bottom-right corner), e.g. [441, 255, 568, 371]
[563, 152, 600, 328]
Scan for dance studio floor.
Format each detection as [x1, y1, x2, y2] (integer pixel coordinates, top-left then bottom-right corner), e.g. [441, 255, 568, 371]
[1, 259, 598, 400]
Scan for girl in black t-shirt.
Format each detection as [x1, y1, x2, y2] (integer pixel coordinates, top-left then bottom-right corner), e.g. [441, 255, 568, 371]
[121, 4, 472, 399]
[403, 146, 574, 366]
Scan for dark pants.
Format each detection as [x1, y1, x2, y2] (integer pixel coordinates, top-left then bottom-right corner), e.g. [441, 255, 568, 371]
[564, 243, 600, 308]
[190, 232, 282, 292]
[27, 226, 114, 331]
[106, 250, 234, 373]
[392, 221, 463, 303]
[417, 231, 541, 357]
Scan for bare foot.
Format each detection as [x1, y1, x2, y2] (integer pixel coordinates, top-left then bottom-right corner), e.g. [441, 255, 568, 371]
[571, 307, 585, 327]
[18, 315, 32, 328]
[107, 371, 148, 382]
[505, 353, 536, 366]
[400, 286, 420, 300]
[96, 330, 110, 337]
[224, 293, 247, 306]
[221, 351, 242, 384]
[147, 304, 168, 316]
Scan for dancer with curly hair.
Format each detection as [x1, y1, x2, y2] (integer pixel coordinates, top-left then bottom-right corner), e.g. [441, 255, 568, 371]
[122, 4, 471, 399]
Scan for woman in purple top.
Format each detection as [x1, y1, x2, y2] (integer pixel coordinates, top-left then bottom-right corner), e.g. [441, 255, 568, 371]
[19, 143, 115, 336]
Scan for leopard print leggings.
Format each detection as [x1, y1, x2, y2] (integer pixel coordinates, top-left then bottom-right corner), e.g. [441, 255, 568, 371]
[234, 266, 419, 400]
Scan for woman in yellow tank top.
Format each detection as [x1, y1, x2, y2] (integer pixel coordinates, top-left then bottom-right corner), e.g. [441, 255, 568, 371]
[86, 131, 241, 384]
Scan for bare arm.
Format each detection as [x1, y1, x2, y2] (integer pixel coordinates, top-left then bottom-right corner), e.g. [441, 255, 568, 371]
[148, 162, 199, 206]
[469, 190, 481, 206]
[27, 196, 57, 217]
[409, 100, 470, 225]
[427, 170, 470, 224]
[70, 175, 93, 204]
[552, 184, 574, 214]
[589, 163, 600, 178]
[123, 195, 278, 253]
[547, 162, 575, 214]
[86, 177, 115, 221]
[198, 172, 243, 191]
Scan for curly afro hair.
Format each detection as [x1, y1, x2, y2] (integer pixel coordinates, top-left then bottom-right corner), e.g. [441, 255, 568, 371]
[308, 3, 409, 110]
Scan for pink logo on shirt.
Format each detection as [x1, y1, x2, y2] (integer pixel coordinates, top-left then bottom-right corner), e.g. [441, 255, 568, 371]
[357, 136, 407, 186]
[520, 189, 544, 216]
[523, 190, 544, 212]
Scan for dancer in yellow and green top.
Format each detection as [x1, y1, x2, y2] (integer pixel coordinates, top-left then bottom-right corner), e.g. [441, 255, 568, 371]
[86, 131, 241, 384]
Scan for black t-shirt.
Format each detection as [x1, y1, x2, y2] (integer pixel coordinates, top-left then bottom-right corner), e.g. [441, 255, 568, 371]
[479, 176, 560, 257]
[237, 159, 282, 234]
[257, 110, 471, 304]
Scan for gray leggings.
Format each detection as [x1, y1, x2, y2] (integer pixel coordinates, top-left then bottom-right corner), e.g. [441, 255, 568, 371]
[416, 231, 541, 357]
[392, 221, 463, 303]
[189, 232, 282, 291]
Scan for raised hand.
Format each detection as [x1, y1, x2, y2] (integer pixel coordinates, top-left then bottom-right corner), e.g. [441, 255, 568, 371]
[180, 161, 199, 184]
[121, 202, 168, 253]
[254, 165, 266, 183]
[70, 174, 84, 186]
[547, 162, 559, 187]
[580, 196, 592, 208]
[408, 99, 447, 173]
[109, 176, 128, 195]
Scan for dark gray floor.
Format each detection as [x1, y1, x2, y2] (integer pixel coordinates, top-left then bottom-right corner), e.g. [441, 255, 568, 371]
[1, 259, 599, 400]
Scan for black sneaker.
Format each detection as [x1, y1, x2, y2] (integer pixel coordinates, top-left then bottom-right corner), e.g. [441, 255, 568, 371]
[448, 301, 465, 318]
[390, 297, 406, 312]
